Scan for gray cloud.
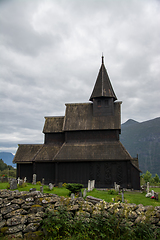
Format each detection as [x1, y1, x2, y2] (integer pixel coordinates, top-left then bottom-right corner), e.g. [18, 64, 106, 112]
[0, 0, 160, 154]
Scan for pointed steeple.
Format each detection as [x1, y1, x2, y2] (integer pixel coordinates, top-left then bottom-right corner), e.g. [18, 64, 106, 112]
[89, 56, 117, 101]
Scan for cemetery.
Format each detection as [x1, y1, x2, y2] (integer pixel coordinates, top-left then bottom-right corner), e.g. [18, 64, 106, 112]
[0, 174, 160, 239]
[1, 59, 159, 238]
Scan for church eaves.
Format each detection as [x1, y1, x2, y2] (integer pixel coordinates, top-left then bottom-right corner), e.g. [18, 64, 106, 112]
[89, 56, 117, 101]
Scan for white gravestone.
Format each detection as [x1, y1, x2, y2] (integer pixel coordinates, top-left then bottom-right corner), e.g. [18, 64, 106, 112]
[42, 178, 45, 185]
[91, 180, 95, 190]
[32, 174, 36, 185]
[88, 180, 95, 191]
[151, 190, 154, 197]
[17, 177, 20, 185]
[49, 183, 53, 190]
[88, 180, 91, 191]
[83, 189, 87, 198]
[71, 193, 75, 200]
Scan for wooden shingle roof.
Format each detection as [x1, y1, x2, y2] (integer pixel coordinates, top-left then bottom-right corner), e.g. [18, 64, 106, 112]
[55, 141, 132, 161]
[63, 102, 121, 131]
[43, 117, 64, 133]
[13, 144, 43, 163]
[33, 144, 63, 162]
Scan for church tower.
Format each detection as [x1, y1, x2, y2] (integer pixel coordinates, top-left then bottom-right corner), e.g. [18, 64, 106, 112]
[90, 56, 117, 117]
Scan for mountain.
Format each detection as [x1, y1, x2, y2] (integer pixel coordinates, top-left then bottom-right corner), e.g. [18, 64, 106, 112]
[120, 117, 160, 176]
[0, 152, 16, 168]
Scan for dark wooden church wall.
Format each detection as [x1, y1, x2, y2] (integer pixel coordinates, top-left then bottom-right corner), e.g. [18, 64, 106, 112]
[55, 161, 130, 188]
[130, 164, 140, 190]
[17, 163, 33, 182]
[56, 162, 90, 186]
[35, 162, 55, 184]
[94, 161, 128, 188]
[65, 130, 119, 143]
[93, 98, 114, 116]
[45, 133, 65, 144]
[17, 161, 140, 189]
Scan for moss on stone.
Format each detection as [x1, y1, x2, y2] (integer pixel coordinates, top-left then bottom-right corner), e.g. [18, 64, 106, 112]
[0, 227, 8, 234]
[31, 205, 42, 208]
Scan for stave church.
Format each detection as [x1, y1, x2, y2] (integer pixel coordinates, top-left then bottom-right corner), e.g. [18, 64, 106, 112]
[13, 57, 141, 189]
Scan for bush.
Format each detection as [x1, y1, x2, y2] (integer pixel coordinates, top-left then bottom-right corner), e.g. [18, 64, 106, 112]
[36, 181, 42, 185]
[42, 204, 160, 240]
[65, 183, 83, 195]
[18, 182, 27, 188]
[107, 189, 118, 195]
[153, 174, 160, 183]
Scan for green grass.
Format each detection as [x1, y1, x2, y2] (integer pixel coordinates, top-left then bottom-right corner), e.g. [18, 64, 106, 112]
[0, 182, 70, 196]
[0, 182, 160, 207]
[85, 189, 160, 207]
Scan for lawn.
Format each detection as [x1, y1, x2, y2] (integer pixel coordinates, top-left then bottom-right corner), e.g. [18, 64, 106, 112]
[0, 182, 159, 207]
[85, 189, 160, 207]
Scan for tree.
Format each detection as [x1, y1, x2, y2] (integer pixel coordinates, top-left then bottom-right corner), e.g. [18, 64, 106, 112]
[0, 159, 8, 171]
[153, 174, 160, 183]
[142, 170, 152, 184]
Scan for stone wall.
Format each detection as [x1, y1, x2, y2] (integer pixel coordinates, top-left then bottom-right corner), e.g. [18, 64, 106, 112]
[0, 189, 160, 239]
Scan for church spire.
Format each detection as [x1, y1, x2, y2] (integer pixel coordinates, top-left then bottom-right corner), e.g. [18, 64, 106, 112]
[102, 54, 104, 64]
[89, 56, 117, 101]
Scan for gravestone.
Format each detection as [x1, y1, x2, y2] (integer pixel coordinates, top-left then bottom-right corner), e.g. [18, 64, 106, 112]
[32, 174, 36, 185]
[114, 182, 120, 192]
[117, 185, 120, 192]
[29, 188, 36, 192]
[91, 180, 95, 190]
[154, 192, 159, 200]
[79, 192, 82, 197]
[88, 180, 95, 191]
[83, 189, 87, 198]
[58, 182, 63, 188]
[42, 178, 45, 185]
[17, 177, 20, 185]
[40, 186, 43, 193]
[88, 180, 91, 191]
[151, 190, 154, 197]
[10, 179, 17, 190]
[147, 182, 149, 194]
[19, 179, 23, 186]
[71, 193, 75, 200]
[49, 183, 53, 190]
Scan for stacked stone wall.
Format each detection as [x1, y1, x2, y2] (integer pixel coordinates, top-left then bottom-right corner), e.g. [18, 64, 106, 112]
[0, 189, 160, 239]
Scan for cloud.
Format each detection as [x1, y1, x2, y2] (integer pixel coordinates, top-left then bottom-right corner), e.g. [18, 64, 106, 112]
[0, 0, 160, 154]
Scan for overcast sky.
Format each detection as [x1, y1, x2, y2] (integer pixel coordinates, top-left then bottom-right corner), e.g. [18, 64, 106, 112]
[0, 0, 160, 154]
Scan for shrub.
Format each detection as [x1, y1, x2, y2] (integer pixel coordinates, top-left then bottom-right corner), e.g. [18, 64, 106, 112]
[107, 189, 118, 195]
[42, 203, 160, 240]
[153, 174, 160, 183]
[62, 182, 67, 188]
[65, 183, 83, 195]
[36, 181, 42, 185]
[18, 182, 27, 188]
